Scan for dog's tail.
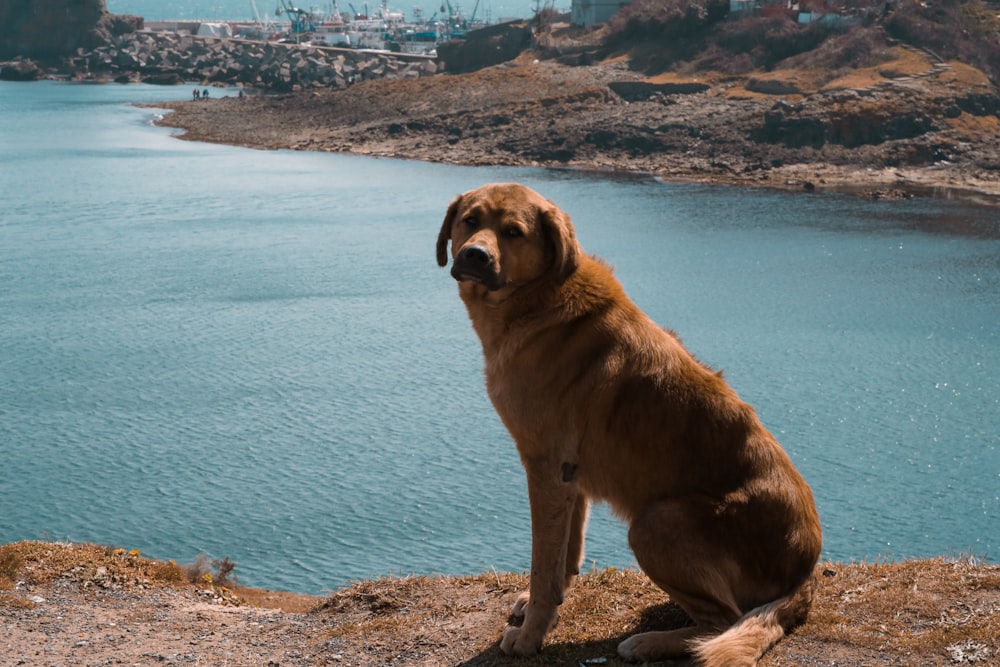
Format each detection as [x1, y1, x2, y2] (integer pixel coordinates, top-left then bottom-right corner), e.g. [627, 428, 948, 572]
[691, 574, 816, 667]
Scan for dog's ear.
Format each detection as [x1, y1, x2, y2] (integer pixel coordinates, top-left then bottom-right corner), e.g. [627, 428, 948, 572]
[437, 195, 462, 267]
[540, 204, 580, 283]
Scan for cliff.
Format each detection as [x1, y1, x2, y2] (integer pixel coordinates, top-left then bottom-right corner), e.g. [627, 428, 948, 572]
[0, 0, 141, 62]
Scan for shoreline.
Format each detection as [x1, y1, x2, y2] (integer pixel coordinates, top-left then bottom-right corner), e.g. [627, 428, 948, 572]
[154, 99, 1000, 207]
[149, 52, 1000, 208]
[155, 101, 1000, 207]
[158, 109, 1000, 207]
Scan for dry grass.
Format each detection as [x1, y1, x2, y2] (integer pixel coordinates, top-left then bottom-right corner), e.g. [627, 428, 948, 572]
[940, 61, 993, 87]
[946, 112, 1000, 140]
[801, 558, 1000, 664]
[2, 541, 997, 665]
[0, 541, 184, 591]
[714, 46, 930, 99]
[318, 559, 999, 666]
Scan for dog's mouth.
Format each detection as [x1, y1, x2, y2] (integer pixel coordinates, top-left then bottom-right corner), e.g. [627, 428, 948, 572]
[451, 265, 505, 291]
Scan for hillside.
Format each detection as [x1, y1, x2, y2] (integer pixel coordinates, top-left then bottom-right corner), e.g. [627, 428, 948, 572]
[156, 46, 1000, 202]
[593, 0, 1000, 86]
[2, 541, 997, 665]
[153, 0, 1000, 202]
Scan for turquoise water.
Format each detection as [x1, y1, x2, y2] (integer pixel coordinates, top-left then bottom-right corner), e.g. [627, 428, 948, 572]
[1, 81, 997, 594]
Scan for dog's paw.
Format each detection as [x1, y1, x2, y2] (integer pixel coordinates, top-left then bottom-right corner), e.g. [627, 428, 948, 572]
[509, 591, 530, 621]
[617, 633, 659, 663]
[500, 625, 542, 657]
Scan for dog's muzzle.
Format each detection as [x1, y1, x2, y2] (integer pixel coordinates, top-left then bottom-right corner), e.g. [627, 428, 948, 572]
[452, 245, 503, 290]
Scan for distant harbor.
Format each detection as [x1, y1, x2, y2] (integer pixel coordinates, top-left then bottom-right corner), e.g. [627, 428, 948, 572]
[144, 0, 488, 55]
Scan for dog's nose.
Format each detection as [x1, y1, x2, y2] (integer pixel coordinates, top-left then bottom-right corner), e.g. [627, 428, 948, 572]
[459, 245, 492, 266]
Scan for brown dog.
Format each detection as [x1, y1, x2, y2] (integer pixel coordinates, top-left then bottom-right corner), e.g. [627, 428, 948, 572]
[436, 183, 822, 666]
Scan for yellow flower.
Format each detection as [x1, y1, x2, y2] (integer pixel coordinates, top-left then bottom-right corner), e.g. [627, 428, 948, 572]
[201, 573, 214, 584]
[128, 549, 141, 558]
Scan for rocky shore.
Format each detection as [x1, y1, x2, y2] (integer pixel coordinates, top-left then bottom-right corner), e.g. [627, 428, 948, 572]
[154, 47, 1000, 204]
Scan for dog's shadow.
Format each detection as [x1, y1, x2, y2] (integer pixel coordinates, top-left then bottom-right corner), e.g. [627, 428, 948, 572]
[455, 601, 693, 666]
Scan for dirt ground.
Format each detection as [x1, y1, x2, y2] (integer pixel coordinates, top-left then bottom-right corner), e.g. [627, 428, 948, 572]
[152, 47, 1000, 205]
[2, 542, 997, 666]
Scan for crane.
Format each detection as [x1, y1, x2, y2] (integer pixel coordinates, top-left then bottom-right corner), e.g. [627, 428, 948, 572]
[274, 0, 317, 35]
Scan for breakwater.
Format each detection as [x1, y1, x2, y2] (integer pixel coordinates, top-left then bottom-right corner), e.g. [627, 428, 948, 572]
[4, 29, 438, 91]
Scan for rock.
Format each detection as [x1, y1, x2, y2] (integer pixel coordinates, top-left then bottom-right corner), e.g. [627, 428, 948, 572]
[957, 92, 1000, 116]
[142, 72, 184, 85]
[0, 57, 43, 81]
[437, 21, 532, 74]
[0, 0, 142, 62]
[607, 81, 710, 101]
[747, 77, 804, 96]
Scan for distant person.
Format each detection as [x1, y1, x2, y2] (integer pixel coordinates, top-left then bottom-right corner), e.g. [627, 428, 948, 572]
[193, 88, 200, 100]
[203, 88, 210, 98]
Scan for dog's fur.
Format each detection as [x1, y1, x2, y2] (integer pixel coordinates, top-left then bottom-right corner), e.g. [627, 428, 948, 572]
[436, 183, 822, 666]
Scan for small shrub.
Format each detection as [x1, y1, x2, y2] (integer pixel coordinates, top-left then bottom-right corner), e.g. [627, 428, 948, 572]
[212, 557, 238, 586]
[180, 553, 238, 587]
[180, 553, 212, 584]
[685, 44, 756, 74]
[148, 559, 185, 584]
[0, 547, 22, 584]
[531, 7, 564, 29]
[607, 0, 730, 42]
[778, 23, 895, 72]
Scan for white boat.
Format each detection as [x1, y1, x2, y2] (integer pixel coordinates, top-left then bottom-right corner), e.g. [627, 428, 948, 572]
[312, 19, 351, 46]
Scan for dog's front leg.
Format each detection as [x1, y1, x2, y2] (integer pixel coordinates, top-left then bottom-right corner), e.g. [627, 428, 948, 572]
[501, 460, 579, 656]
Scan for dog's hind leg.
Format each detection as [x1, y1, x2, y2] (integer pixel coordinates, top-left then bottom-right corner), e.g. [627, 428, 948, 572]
[618, 499, 745, 663]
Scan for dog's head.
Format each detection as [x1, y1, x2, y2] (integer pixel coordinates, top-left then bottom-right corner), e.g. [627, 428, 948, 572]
[436, 183, 580, 297]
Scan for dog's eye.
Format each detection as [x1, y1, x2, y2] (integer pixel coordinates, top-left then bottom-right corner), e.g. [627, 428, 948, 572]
[504, 227, 524, 239]
[463, 216, 478, 228]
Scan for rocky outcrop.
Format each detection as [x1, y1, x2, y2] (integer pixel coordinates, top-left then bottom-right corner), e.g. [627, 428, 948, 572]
[0, 58, 44, 81]
[607, 80, 710, 101]
[750, 87, 973, 149]
[0, 0, 141, 62]
[437, 21, 532, 74]
[67, 31, 437, 91]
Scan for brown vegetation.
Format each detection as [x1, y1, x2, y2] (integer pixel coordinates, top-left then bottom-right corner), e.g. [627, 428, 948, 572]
[602, 0, 1000, 85]
[1, 541, 997, 665]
